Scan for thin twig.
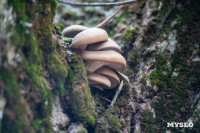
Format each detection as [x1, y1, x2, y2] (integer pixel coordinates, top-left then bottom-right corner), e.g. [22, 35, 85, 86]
[57, 0, 137, 6]
[110, 80, 124, 106]
[99, 96, 112, 103]
[117, 71, 130, 84]
[96, 5, 128, 28]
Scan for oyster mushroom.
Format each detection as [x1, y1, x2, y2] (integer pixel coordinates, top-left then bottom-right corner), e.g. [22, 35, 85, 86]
[62, 25, 128, 90]
[71, 28, 108, 51]
[81, 50, 126, 72]
[86, 38, 121, 53]
[62, 25, 88, 38]
[95, 66, 120, 89]
[87, 73, 111, 89]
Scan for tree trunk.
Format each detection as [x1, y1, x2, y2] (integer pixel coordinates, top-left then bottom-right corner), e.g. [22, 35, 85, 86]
[0, 0, 200, 133]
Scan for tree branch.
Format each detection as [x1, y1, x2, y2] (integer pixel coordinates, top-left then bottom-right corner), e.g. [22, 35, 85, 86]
[96, 5, 127, 28]
[57, 0, 137, 6]
[110, 80, 124, 106]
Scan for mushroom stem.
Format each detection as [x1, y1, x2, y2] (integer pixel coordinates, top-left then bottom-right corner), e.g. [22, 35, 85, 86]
[110, 80, 124, 106]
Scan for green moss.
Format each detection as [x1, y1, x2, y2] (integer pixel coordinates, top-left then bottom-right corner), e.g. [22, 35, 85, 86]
[108, 117, 121, 127]
[34, 0, 69, 96]
[49, 54, 68, 78]
[141, 110, 157, 133]
[36, 94, 53, 118]
[66, 53, 97, 126]
[31, 94, 53, 133]
[63, 37, 73, 44]
[124, 26, 138, 40]
[0, 68, 21, 102]
[31, 120, 42, 132]
[1, 0, 59, 133]
[95, 82, 132, 132]
[34, 0, 57, 54]
[127, 51, 139, 73]
[77, 130, 87, 133]
[108, 117, 122, 132]
[2, 99, 31, 133]
[7, 0, 36, 47]
[31, 118, 52, 133]
[155, 53, 168, 70]
[141, 21, 157, 46]
[96, 109, 123, 133]
[147, 1, 200, 132]
[47, 53, 68, 94]
[149, 53, 170, 90]
[122, 26, 138, 51]
[54, 22, 64, 31]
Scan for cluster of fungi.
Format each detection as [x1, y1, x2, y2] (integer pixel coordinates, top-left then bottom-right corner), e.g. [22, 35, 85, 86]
[63, 25, 127, 90]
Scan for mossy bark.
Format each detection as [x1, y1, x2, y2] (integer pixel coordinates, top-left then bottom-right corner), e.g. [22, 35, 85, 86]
[0, 0, 98, 132]
[125, 0, 200, 132]
[0, 0, 68, 132]
[1, 0, 200, 133]
[65, 53, 98, 126]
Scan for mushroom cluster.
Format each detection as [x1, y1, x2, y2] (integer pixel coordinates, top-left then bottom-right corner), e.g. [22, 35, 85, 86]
[63, 25, 127, 90]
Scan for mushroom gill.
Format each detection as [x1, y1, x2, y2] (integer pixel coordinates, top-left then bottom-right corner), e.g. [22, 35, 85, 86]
[63, 25, 127, 90]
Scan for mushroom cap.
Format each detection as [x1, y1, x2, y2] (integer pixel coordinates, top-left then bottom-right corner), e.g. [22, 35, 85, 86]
[87, 38, 121, 53]
[91, 84, 104, 91]
[95, 67, 120, 89]
[88, 73, 111, 89]
[64, 25, 127, 90]
[71, 28, 108, 49]
[88, 80, 104, 91]
[85, 60, 106, 72]
[82, 50, 126, 72]
[62, 25, 88, 38]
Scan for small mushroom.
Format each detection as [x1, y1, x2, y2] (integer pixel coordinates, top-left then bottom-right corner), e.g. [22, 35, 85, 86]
[88, 73, 111, 89]
[81, 50, 126, 72]
[86, 38, 121, 53]
[95, 66, 120, 89]
[62, 25, 88, 38]
[71, 28, 108, 49]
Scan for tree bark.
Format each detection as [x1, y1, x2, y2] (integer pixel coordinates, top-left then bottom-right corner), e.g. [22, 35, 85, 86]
[1, 0, 200, 133]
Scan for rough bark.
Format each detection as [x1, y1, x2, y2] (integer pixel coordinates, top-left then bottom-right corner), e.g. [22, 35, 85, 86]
[1, 0, 200, 133]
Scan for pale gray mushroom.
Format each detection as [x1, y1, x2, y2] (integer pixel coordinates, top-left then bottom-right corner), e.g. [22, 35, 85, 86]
[95, 66, 120, 89]
[71, 28, 108, 49]
[86, 38, 121, 53]
[62, 25, 88, 38]
[81, 50, 126, 72]
[87, 73, 111, 89]
[63, 25, 128, 90]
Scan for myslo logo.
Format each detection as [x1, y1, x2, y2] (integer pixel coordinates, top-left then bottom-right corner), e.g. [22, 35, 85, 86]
[167, 122, 193, 128]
